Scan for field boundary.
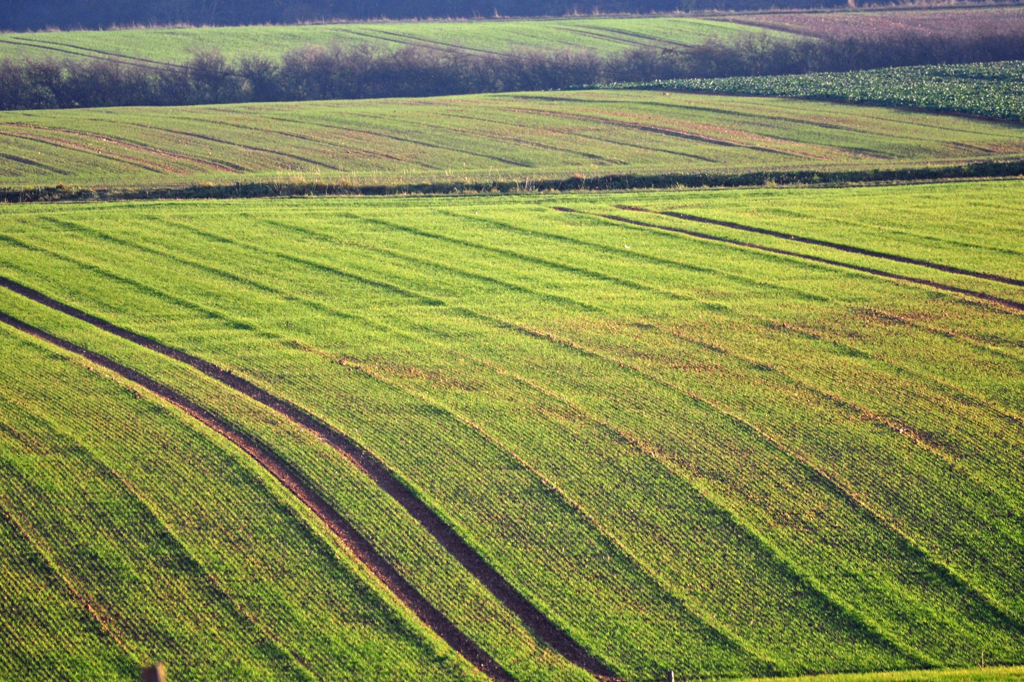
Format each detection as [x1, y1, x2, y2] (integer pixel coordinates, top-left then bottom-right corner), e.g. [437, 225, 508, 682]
[2, 158, 1023, 204]
[0, 275, 618, 682]
[0, 309, 516, 682]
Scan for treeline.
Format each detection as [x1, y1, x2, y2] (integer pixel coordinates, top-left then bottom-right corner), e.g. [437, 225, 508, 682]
[0, 0, 843, 32]
[3, 26, 1024, 111]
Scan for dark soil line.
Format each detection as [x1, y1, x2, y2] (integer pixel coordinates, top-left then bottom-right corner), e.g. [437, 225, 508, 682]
[0, 276, 617, 682]
[0, 498, 138, 659]
[0, 129, 180, 175]
[0, 123, 240, 174]
[0, 37, 171, 72]
[0, 151, 64, 173]
[339, 112, 535, 168]
[368, 29, 505, 56]
[0, 308, 515, 682]
[114, 119, 340, 170]
[1, 35, 183, 70]
[553, 208, 1024, 314]
[629, 207, 1024, 289]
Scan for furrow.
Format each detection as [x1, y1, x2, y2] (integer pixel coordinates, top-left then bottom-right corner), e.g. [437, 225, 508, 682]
[123, 215, 444, 308]
[0, 234, 258, 331]
[632, 207, 1024, 289]
[0, 151, 64, 173]
[258, 115, 431, 166]
[0, 36, 181, 70]
[11, 413, 317, 681]
[0, 128, 179, 174]
[113, 120, 342, 170]
[0, 37, 169, 71]
[333, 113, 537, 168]
[0, 123, 242, 173]
[557, 208, 1024, 313]
[0, 310, 514, 682]
[0, 490, 137, 660]
[661, 319, 1024, 508]
[293, 340, 782, 676]
[0, 279, 616, 682]
[356, 215, 657, 294]
[503, 104, 817, 158]
[367, 29, 504, 56]
[447, 209, 829, 303]
[462, 308, 1024, 632]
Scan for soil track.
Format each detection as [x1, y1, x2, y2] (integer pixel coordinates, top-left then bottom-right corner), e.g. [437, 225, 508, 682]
[624, 207, 1024, 289]
[0, 309, 515, 682]
[553, 208, 1024, 314]
[0, 123, 241, 174]
[0, 128, 179, 175]
[0, 275, 617, 682]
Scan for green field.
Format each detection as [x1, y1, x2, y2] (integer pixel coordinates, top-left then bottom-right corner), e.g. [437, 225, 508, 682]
[1, 179, 1022, 680]
[0, 325, 487, 682]
[0, 16, 784, 66]
[2, 89, 1022, 193]
[605, 61, 1024, 123]
[740, 667, 1024, 682]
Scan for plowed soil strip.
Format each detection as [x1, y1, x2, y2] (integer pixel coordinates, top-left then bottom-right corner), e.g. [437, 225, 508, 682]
[0, 276, 615, 682]
[0, 123, 240, 174]
[623, 207, 1024, 289]
[0, 308, 514, 682]
[553, 208, 1024, 313]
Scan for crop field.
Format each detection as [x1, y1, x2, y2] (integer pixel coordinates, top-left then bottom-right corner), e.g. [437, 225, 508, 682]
[0, 324, 494, 682]
[740, 668, 1024, 682]
[1, 178, 1023, 680]
[2, 89, 1023, 192]
[0, 16, 785, 66]
[609, 61, 1024, 124]
[724, 6, 1024, 40]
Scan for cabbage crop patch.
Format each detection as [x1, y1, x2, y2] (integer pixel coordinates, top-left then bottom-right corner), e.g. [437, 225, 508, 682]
[609, 61, 1024, 123]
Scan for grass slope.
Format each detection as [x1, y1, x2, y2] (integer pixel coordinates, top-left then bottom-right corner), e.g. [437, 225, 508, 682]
[1, 90, 1022, 193]
[0, 16, 783, 65]
[0, 326, 485, 682]
[723, 6, 1024, 40]
[1, 179, 1022, 679]
[604, 61, 1024, 123]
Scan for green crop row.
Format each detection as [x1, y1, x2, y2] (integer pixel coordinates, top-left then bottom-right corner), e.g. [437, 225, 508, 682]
[0, 326, 486, 682]
[603, 61, 1024, 123]
[1, 180, 1021, 679]
[1, 89, 1022, 194]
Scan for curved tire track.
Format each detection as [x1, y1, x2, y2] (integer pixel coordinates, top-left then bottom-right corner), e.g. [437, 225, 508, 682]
[0, 309, 515, 682]
[0, 276, 617, 682]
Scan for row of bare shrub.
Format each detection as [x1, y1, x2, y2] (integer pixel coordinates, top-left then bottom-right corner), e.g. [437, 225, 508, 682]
[2, 25, 1024, 111]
